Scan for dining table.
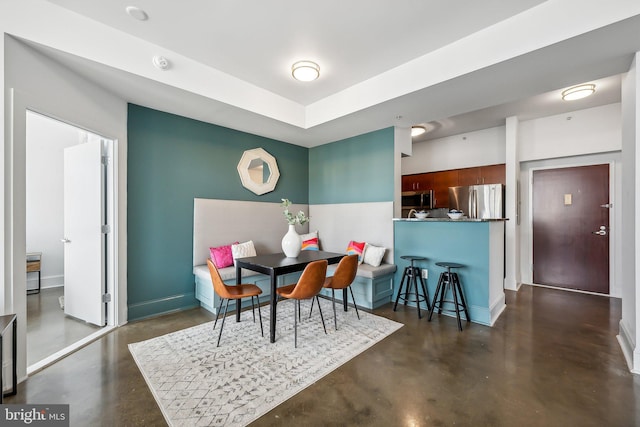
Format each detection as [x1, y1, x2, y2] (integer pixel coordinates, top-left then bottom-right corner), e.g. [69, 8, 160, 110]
[235, 250, 345, 343]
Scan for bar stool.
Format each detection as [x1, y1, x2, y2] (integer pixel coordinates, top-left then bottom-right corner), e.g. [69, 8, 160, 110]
[428, 262, 469, 331]
[393, 255, 430, 318]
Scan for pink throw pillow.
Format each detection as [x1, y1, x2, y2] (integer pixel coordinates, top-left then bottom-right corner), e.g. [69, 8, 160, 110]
[210, 242, 238, 268]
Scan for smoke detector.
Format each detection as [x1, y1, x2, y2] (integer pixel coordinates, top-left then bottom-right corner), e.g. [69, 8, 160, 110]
[152, 56, 170, 71]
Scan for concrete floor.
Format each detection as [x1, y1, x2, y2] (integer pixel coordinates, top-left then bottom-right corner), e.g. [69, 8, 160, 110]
[7, 285, 640, 426]
[26, 287, 101, 366]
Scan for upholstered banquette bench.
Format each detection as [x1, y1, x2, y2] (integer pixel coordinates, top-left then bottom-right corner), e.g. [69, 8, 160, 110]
[192, 199, 397, 315]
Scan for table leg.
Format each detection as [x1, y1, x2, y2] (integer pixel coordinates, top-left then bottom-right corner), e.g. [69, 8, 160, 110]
[270, 271, 277, 343]
[235, 265, 241, 322]
[343, 288, 348, 311]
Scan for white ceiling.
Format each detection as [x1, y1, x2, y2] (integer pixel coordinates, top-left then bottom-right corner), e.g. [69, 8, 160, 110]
[21, 1, 640, 146]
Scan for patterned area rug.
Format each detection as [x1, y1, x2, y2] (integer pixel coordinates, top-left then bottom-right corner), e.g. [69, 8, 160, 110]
[129, 299, 403, 426]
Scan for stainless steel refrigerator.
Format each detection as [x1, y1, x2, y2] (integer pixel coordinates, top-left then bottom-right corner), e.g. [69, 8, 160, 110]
[448, 184, 505, 219]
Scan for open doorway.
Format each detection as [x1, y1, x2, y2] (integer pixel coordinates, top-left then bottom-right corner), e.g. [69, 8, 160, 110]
[25, 111, 113, 367]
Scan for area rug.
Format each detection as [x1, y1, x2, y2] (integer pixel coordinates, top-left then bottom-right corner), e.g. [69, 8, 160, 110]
[129, 298, 402, 426]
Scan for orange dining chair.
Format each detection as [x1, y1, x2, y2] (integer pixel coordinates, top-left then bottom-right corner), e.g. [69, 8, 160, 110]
[207, 259, 263, 347]
[311, 254, 359, 330]
[276, 260, 328, 348]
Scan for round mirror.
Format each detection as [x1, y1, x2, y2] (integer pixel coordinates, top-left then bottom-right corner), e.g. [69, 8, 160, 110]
[237, 148, 280, 195]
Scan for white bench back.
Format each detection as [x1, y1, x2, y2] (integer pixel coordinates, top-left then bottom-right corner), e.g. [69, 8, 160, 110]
[193, 198, 309, 267]
[309, 201, 394, 264]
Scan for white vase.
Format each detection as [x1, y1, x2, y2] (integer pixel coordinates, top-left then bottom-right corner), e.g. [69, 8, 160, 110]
[282, 224, 302, 257]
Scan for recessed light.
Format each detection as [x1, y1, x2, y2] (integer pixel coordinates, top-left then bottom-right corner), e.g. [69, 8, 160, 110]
[292, 61, 320, 82]
[561, 84, 595, 101]
[126, 6, 148, 21]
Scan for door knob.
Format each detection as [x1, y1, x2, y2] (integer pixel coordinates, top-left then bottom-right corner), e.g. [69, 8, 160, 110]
[592, 226, 607, 236]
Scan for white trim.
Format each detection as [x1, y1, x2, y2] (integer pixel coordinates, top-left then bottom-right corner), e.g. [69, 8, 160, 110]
[489, 293, 506, 326]
[530, 282, 616, 298]
[617, 319, 637, 374]
[8, 90, 120, 381]
[527, 160, 616, 296]
[26, 325, 118, 376]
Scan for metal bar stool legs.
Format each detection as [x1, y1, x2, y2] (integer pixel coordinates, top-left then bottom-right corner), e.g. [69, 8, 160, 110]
[393, 256, 430, 318]
[428, 262, 469, 331]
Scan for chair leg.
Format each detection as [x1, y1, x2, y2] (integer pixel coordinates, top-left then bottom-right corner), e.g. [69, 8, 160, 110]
[217, 298, 231, 347]
[257, 298, 264, 337]
[309, 295, 315, 319]
[331, 289, 337, 330]
[297, 300, 301, 321]
[251, 296, 256, 323]
[213, 297, 225, 330]
[348, 286, 360, 320]
[293, 300, 298, 348]
[316, 296, 327, 334]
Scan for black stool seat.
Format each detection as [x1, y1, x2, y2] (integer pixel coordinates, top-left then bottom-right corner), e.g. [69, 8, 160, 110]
[401, 255, 428, 262]
[393, 255, 430, 318]
[435, 261, 464, 269]
[428, 262, 469, 331]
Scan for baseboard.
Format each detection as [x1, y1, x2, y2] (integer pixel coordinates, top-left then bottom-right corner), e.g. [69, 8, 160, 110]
[128, 293, 199, 321]
[617, 319, 636, 373]
[27, 326, 117, 376]
[489, 293, 506, 326]
[27, 275, 64, 291]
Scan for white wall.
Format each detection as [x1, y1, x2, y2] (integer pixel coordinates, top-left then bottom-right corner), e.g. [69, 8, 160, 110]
[25, 112, 86, 289]
[519, 103, 621, 161]
[402, 126, 506, 174]
[519, 152, 622, 297]
[518, 103, 623, 299]
[3, 35, 128, 381]
[619, 53, 639, 373]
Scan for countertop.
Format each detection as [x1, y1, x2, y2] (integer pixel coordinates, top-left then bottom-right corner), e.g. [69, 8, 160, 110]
[394, 217, 508, 222]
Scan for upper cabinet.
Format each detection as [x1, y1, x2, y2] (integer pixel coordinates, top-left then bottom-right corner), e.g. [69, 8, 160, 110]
[457, 164, 505, 186]
[457, 167, 481, 186]
[402, 163, 506, 208]
[431, 170, 458, 208]
[479, 164, 506, 185]
[402, 173, 433, 192]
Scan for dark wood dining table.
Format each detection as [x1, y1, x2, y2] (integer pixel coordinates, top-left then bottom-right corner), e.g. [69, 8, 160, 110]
[235, 251, 345, 343]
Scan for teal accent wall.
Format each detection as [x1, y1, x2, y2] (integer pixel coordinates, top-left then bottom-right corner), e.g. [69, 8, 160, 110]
[127, 104, 308, 320]
[393, 220, 493, 325]
[308, 127, 395, 204]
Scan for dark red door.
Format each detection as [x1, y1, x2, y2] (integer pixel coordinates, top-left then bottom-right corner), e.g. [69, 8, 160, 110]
[532, 164, 609, 294]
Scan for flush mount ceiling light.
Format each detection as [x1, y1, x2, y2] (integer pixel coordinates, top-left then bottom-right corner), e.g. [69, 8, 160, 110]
[292, 61, 320, 82]
[126, 6, 148, 21]
[561, 84, 596, 101]
[411, 126, 427, 137]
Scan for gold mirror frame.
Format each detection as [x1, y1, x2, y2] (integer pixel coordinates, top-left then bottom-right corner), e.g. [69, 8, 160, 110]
[237, 148, 280, 195]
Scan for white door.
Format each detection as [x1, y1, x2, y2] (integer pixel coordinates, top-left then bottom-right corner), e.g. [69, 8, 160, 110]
[63, 140, 106, 326]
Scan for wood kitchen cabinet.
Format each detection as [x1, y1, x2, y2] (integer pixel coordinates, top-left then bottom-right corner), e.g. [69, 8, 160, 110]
[456, 164, 506, 186]
[402, 163, 505, 209]
[402, 173, 433, 192]
[480, 164, 505, 185]
[431, 170, 458, 208]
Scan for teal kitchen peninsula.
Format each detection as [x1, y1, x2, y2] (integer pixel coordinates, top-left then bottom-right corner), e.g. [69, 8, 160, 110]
[393, 218, 507, 326]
